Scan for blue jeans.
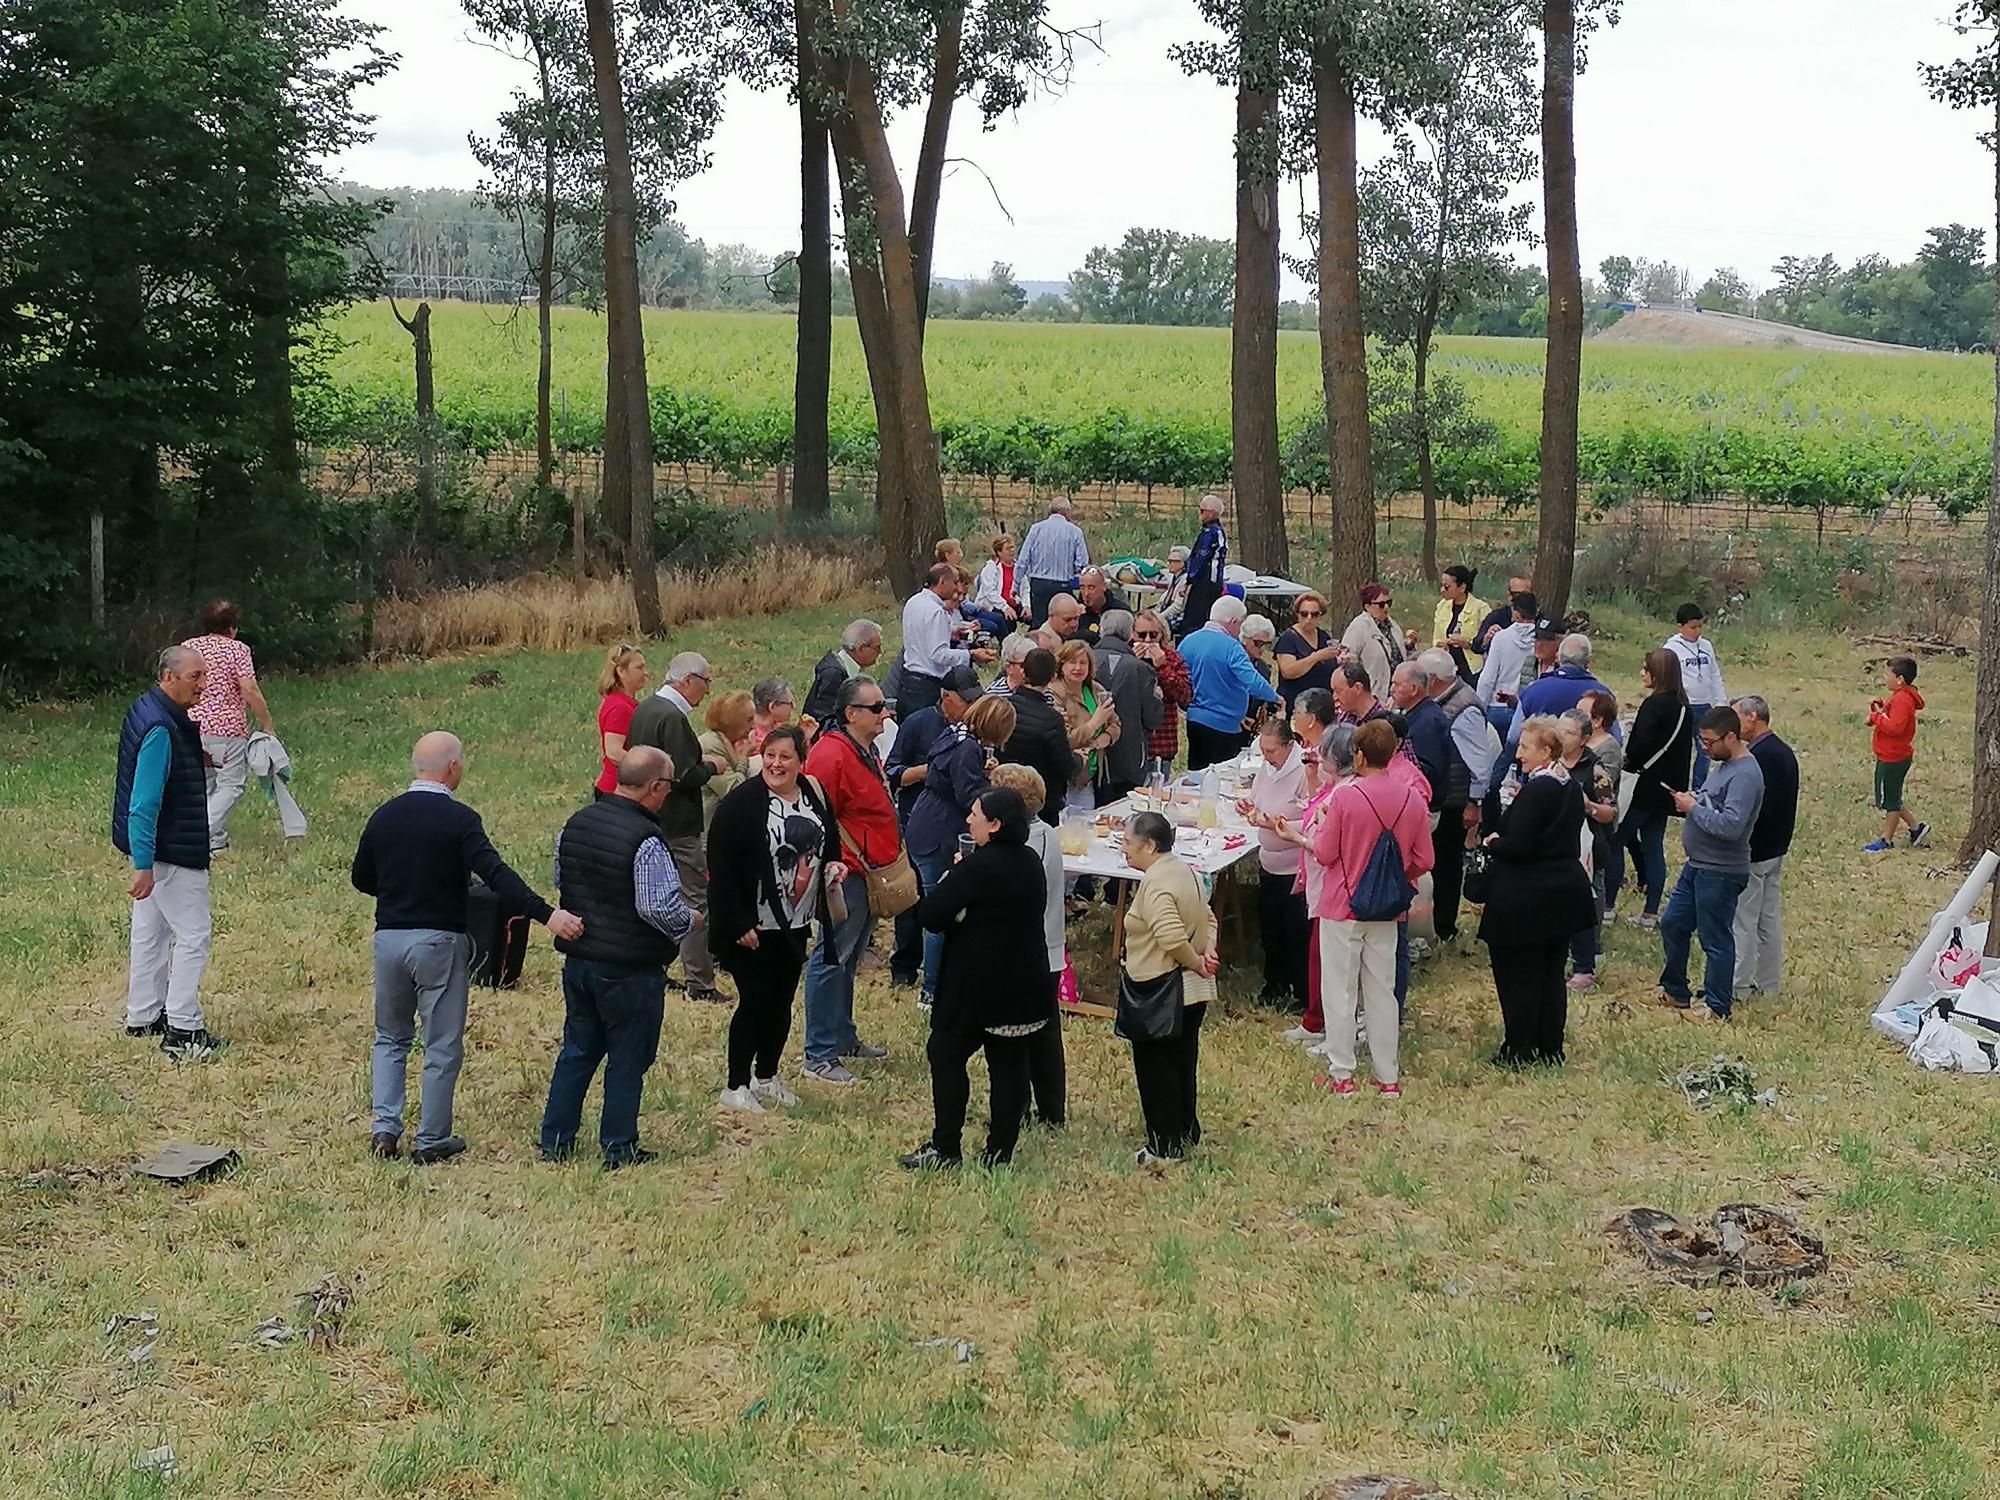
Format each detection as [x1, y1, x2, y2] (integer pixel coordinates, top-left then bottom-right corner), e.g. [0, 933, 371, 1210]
[966, 607, 1015, 638]
[539, 957, 665, 1162]
[803, 870, 872, 1063]
[912, 848, 954, 1000]
[1486, 704, 1514, 738]
[1621, 806, 1669, 916]
[1688, 706, 1713, 789]
[1658, 866, 1748, 1017]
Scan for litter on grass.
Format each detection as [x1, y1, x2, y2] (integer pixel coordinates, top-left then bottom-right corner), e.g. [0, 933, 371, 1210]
[1672, 1056, 1775, 1110]
[915, 1337, 977, 1364]
[1608, 1204, 1826, 1287]
[1871, 852, 2000, 1073]
[105, 1311, 160, 1368]
[133, 1444, 178, 1476]
[131, 1143, 238, 1184]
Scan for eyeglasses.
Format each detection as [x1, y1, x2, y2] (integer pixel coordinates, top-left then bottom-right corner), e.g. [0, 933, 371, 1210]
[1295, 608, 1323, 620]
[1133, 630, 1162, 640]
[1367, 599, 1391, 610]
[852, 700, 887, 714]
[1699, 734, 1725, 750]
[687, 673, 711, 684]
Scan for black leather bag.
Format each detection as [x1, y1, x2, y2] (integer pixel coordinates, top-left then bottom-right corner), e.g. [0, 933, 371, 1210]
[1461, 843, 1495, 906]
[1116, 967, 1185, 1042]
[466, 876, 529, 989]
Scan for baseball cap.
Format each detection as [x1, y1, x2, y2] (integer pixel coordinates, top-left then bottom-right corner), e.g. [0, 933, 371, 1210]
[1533, 616, 1565, 641]
[942, 663, 985, 702]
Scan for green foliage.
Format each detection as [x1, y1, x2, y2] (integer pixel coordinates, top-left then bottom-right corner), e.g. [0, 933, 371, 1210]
[315, 302, 1996, 519]
[1069, 228, 1235, 327]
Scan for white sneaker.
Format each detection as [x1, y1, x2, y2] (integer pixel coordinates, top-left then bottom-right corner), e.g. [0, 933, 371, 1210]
[1282, 1025, 1325, 1044]
[750, 1076, 800, 1107]
[718, 1085, 766, 1114]
[1305, 1038, 1332, 1059]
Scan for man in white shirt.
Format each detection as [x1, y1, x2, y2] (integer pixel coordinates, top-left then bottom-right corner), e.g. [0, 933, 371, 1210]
[899, 564, 997, 716]
[1664, 603, 1727, 790]
[1016, 497, 1090, 627]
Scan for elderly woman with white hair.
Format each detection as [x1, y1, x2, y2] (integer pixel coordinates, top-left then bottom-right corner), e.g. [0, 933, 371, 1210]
[1176, 493, 1229, 638]
[1158, 545, 1192, 627]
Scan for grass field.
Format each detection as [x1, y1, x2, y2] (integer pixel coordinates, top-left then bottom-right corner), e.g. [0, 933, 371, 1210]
[312, 304, 1997, 512]
[6, 597, 2000, 1498]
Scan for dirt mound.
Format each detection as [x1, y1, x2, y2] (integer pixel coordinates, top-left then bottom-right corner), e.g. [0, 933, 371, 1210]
[1594, 307, 1926, 356]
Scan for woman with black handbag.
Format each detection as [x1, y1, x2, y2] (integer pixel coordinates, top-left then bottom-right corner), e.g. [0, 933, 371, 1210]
[899, 786, 1050, 1170]
[1118, 811, 1219, 1165]
[1479, 718, 1597, 1067]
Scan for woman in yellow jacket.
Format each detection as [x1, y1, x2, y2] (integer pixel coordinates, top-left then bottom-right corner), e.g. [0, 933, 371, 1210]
[1431, 564, 1490, 687]
[1119, 811, 1218, 1165]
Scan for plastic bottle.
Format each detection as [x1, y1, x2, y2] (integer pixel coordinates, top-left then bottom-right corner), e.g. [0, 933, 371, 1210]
[1196, 766, 1220, 828]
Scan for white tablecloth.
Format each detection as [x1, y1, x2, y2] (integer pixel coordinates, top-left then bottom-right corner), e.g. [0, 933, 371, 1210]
[1059, 796, 1263, 882]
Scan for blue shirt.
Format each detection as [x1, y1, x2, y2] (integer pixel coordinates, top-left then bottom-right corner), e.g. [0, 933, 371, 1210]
[552, 829, 696, 940]
[126, 726, 170, 870]
[1506, 664, 1607, 753]
[1180, 624, 1280, 735]
[1016, 513, 1089, 583]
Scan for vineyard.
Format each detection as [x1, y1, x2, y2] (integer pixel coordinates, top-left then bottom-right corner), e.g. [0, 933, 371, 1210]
[310, 301, 1998, 514]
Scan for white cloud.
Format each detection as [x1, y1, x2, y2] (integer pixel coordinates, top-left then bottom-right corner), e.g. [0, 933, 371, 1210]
[332, 0, 1996, 296]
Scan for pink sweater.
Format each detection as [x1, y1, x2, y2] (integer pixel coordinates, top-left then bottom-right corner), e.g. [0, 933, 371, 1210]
[1310, 774, 1435, 923]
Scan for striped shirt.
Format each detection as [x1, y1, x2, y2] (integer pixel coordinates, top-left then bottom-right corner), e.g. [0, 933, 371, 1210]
[1016, 513, 1089, 583]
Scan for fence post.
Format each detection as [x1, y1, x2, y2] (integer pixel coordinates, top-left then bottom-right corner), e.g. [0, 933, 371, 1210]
[90, 511, 104, 628]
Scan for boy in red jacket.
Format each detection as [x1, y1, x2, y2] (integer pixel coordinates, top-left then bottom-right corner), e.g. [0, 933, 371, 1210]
[1864, 655, 1929, 853]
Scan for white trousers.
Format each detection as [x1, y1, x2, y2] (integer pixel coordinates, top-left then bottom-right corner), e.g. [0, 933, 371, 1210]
[127, 862, 211, 1030]
[1319, 916, 1400, 1084]
[202, 734, 250, 850]
[1732, 855, 1785, 996]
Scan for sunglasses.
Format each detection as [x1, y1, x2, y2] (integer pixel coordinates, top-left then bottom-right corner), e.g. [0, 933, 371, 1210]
[1295, 608, 1323, 619]
[852, 700, 887, 714]
[1367, 599, 1391, 609]
[1133, 630, 1162, 640]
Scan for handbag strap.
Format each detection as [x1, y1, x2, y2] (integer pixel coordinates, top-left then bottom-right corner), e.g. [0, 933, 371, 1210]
[1636, 704, 1687, 775]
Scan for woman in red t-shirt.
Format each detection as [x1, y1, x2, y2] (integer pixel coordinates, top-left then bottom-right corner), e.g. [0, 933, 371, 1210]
[594, 644, 648, 796]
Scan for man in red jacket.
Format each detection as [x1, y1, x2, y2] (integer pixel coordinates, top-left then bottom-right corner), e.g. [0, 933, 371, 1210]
[1864, 655, 1929, 853]
[801, 677, 902, 1084]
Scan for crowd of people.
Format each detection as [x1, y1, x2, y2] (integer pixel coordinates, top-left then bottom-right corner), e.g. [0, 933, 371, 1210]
[118, 523, 1916, 1170]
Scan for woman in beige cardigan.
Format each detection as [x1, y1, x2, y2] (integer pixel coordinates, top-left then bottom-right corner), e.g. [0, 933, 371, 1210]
[1119, 810, 1219, 1165]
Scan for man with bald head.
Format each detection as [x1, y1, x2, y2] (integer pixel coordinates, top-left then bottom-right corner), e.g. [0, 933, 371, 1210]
[1044, 592, 1084, 643]
[539, 744, 697, 1169]
[114, 645, 221, 1055]
[352, 730, 581, 1163]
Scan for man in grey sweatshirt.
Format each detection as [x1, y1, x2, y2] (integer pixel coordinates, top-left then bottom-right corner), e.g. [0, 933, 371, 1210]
[1653, 705, 1765, 1021]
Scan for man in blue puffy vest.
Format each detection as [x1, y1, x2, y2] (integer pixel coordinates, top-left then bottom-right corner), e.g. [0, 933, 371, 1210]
[114, 646, 222, 1056]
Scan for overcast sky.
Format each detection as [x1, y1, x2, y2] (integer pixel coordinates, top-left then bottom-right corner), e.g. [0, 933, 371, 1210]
[335, 0, 1994, 299]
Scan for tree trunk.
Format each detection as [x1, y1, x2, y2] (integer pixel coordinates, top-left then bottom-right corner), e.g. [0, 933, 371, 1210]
[1963, 87, 2000, 871]
[907, 3, 963, 335]
[411, 300, 438, 552]
[1313, 38, 1373, 609]
[837, 144, 912, 575]
[534, 27, 559, 500]
[1232, 0, 1286, 577]
[827, 0, 948, 596]
[792, 0, 832, 518]
[1415, 331, 1439, 582]
[242, 0, 297, 492]
[1535, 0, 1583, 620]
[585, 0, 660, 633]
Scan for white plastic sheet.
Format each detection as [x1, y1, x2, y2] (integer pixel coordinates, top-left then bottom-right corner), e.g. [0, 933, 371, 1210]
[1871, 851, 1998, 1043]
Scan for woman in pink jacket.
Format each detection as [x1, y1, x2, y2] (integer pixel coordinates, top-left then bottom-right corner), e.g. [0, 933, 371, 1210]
[1310, 719, 1434, 1098]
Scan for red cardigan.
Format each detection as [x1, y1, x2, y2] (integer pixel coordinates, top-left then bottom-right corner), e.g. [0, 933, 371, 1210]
[805, 730, 902, 866]
[1868, 684, 1924, 763]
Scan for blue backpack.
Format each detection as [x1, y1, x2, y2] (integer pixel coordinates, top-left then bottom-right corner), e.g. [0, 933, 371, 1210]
[1346, 786, 1417, 922]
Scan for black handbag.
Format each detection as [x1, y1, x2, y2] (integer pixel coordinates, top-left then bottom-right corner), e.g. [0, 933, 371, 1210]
[1461, 843, 1495, 906]
[1116, 967, 1186, 1042]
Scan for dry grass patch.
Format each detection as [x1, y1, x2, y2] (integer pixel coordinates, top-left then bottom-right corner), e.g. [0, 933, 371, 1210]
[370, 546, 870, 656]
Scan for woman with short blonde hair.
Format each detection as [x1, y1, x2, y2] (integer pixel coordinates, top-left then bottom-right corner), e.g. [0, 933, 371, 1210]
[698, 690, 757, 826]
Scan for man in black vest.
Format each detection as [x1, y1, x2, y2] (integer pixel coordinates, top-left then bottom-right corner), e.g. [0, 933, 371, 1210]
[114, 646, 221, 1055]
[353, 731, 580, 1163]
[539, 746, 699, 1169]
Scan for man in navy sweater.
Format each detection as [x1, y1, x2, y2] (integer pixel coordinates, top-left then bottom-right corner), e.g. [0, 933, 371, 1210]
[1731, 695, 1798, 1001]
[352, 731, 581, 1163]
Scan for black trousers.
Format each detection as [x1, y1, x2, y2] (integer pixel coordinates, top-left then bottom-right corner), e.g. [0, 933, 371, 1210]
[1025, 969, 1067, 1125]
[1258, 870, 1311, 1004]
[1185, 722, 1245, 772]
[927, 1026, 1033, 1164]
[1028, 577, 1067, 628]
[1431, 812, 1466, 940]
[723, 928, 809, 1088]
[1130, 1000, 1206, 1156]
[1177, 579, 1221, 638]
[1487, 939, 1569, 1064]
